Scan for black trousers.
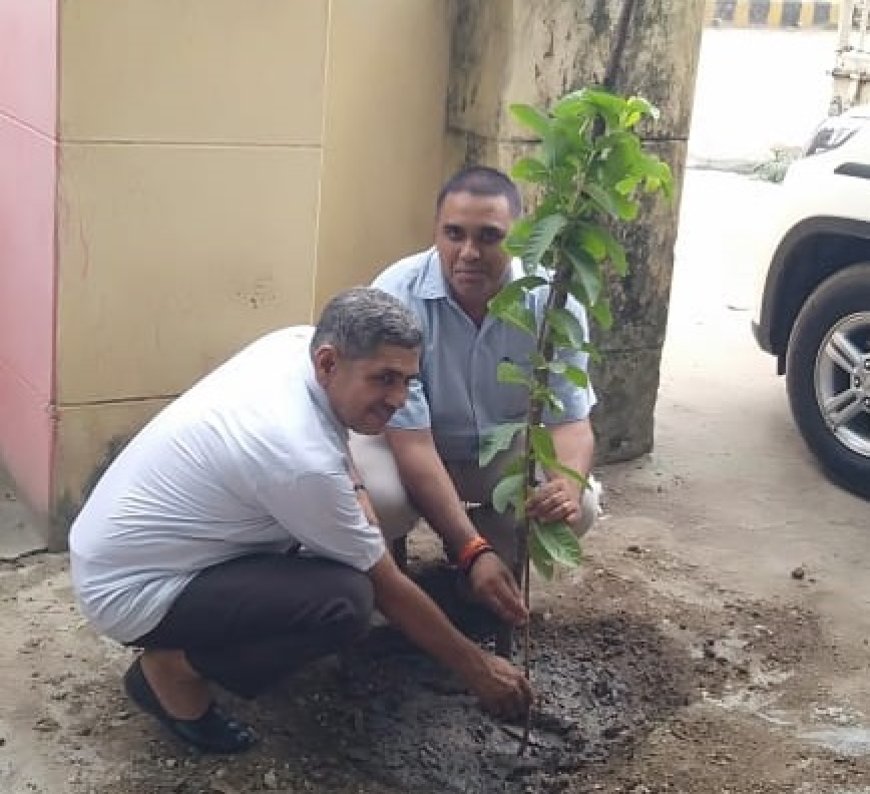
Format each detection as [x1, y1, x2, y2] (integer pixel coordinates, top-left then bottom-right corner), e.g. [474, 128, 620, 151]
[133, 553, 374, 698]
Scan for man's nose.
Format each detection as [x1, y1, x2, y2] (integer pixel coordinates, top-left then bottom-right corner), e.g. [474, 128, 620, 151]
[385, 383, 409, 409]
[459, 237, 479, 260]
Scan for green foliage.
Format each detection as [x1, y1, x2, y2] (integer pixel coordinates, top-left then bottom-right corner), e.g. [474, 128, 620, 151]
[482, 87, 672, 580]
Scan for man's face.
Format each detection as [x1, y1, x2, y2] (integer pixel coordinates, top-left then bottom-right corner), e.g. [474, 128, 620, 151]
[314, 343, 421, 435]
[435, 191, 514, 318]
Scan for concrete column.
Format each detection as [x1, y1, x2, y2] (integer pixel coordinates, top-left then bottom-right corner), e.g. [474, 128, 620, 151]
[446, 0, 705, 463]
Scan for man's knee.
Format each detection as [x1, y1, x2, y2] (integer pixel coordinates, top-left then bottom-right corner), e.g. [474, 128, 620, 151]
[321, 569, 375, 643]
[349, 432, 419, 542]
[574, 474, 603, 538]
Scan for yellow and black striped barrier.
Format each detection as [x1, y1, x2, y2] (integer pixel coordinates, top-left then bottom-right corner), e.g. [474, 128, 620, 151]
[705, 0, 841, 28]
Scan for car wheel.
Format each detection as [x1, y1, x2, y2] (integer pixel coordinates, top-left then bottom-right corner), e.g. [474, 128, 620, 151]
[786, 262, 870, 498]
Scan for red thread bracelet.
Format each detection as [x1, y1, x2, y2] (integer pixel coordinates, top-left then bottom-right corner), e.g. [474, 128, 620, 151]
[457, 536, 494, 574]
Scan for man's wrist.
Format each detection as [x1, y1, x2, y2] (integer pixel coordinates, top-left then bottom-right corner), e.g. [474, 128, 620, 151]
[456, 536, 495, 575]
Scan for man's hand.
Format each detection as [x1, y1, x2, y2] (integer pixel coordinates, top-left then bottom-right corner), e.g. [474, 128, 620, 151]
[526, 478, 581, 526]
[465, 652, 533, 720]
[466, 553, 528, 626]
[369, 551, 531, 721]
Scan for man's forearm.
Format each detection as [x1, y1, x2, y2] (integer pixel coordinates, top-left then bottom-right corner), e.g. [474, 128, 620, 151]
[549, 419, 595, 494]
[370, 555, 486, 679]
[385, 428, 478, 558]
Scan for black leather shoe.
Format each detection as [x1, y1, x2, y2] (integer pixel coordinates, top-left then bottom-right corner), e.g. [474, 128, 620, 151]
[123, 656, 258, 754]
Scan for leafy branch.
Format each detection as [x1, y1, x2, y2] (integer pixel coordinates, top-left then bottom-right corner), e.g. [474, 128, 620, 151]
[480, 87, 673, 753]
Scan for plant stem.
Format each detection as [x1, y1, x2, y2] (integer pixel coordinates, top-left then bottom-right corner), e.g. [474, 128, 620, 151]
[517, 551, 532, 756]
[515, 256, 571, 757]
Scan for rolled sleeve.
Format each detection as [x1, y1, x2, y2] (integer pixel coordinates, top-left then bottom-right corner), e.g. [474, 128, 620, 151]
[542, 296, 597, 424]
[387, 378, 431, 430]
[545, 346, 597, 423]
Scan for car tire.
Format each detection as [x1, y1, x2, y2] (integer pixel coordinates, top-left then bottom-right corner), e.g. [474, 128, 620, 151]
[786, 262, 870, 499]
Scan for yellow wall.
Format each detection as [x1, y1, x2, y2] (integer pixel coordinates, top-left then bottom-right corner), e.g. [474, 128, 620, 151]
[315, 0, 450, 311]
[54, 0, 451, 520]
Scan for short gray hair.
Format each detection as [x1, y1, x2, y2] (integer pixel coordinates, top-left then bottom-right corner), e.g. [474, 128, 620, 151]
[311, 287, 422, 359]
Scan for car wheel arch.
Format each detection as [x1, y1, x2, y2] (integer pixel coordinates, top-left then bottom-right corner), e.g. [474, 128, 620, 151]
[765, 216, 870, 361]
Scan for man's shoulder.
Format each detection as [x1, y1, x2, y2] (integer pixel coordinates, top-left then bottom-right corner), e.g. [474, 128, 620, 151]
[371, 248, 436, 296]
[241, 326, 313, 356]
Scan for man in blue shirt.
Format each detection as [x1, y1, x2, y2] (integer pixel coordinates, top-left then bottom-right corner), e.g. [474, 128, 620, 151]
[352, 166, 600, 629]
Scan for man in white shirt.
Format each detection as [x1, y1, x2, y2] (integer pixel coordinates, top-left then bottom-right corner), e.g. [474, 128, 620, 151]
[70, 287, 532, 754]
[353, 167, 601, 626]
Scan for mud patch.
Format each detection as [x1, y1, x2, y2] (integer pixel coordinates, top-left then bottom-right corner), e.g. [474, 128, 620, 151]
[244, 564, 695, 794]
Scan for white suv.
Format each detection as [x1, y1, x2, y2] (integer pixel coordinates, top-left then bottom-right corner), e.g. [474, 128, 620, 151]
[752, 105, 870, 498]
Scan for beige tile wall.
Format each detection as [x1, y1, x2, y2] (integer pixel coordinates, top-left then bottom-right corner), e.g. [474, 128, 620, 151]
[59, 0, 329, 144]
[52, 0, 451, 520]
[56, 143, 321, 403]
[314, 0, 450, 310]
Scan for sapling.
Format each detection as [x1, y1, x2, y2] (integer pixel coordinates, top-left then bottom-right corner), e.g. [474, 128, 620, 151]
[479, 87, 673, 753]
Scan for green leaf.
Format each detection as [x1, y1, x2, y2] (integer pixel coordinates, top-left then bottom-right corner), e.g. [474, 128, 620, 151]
[533, 522, 583, 567]
[544, 391, 565, 414]
[491, 473, 526, 514]
[577, 225, 608, 262]
[589, 298, 614, 329]
[551, 90, 591, 119]
[530, 425, 556, 467]
[562, 364, 589, 388]
[586, 183, 638, 221]
[584, 183, 621, 219]
[528, 527, 555, 580]
[615, 176, 640, 196]
[522, 213, 567, 271]
[503, 216, 534, 256]
[511, 157, 549, 184]
[582, 341, 602, 364]
[580, 88, 624, 128]
[603, 234, 628, 277]
[624, 95, 658, 124]
[497, 361, 531, 387]
[566, 249, 602, 306]
[501, 455, 527, 478]
[510, 103, 551, 138]
[479, 422, 526, 467]
[488, 275, 547, 316]
[547, 307, 587, 348]
[489, 301, 537, 336]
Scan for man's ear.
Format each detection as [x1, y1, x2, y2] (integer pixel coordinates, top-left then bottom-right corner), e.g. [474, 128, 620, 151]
[312, 345, 339, 383]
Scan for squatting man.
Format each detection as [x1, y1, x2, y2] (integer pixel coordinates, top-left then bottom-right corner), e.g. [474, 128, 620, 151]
[69, 288, 533, 754]
[352, 165, 601, 624]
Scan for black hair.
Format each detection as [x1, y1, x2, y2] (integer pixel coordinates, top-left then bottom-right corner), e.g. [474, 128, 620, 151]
[435, 165, 522, 218]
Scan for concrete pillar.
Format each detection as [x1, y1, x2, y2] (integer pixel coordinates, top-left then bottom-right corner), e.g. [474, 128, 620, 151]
[446, 0, 705, 463]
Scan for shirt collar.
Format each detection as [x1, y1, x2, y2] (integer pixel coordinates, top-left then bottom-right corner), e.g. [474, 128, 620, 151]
[304, 359, 350, 446]
[413, 247, 525, 300]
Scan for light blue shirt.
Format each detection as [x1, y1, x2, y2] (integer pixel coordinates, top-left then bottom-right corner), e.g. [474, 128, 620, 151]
[372, 248, 596, 462]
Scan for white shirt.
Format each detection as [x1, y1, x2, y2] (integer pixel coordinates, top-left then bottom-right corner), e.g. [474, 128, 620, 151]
[69, 327, 385, 643]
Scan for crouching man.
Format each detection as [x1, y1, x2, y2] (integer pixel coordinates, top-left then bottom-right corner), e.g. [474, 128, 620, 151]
[69, 288, 532, 754]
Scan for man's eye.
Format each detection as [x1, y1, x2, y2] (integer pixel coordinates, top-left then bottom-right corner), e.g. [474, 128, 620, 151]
[479, 229, 505, 244]
[375, 373, 398, 387]
[444, 227, 463, 242]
